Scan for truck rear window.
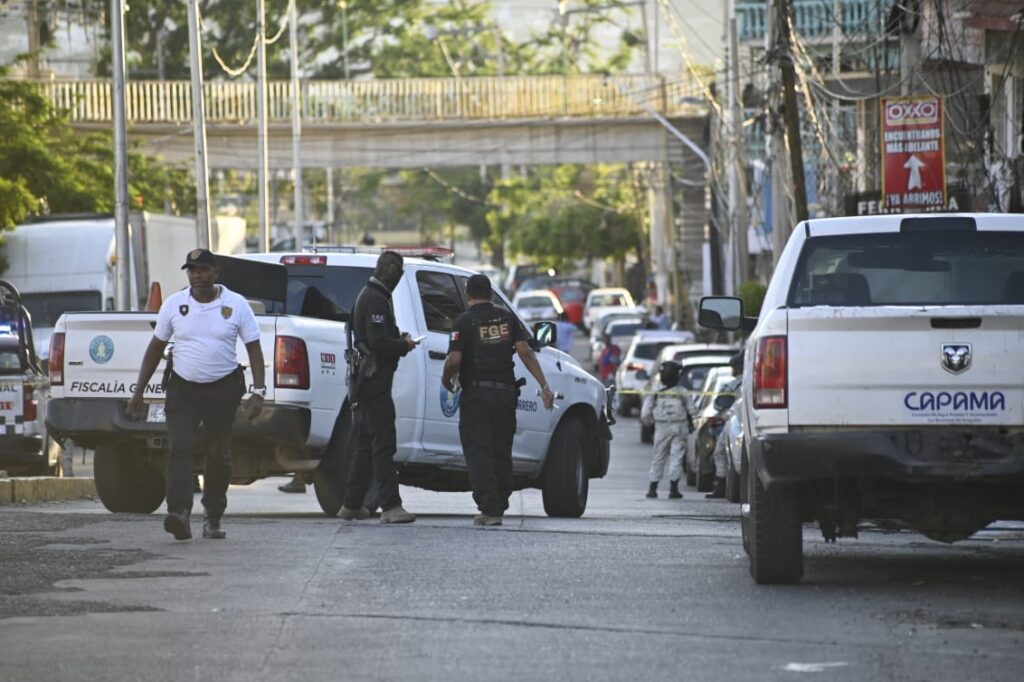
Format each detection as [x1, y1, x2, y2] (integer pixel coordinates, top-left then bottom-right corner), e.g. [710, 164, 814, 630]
[789, 232, 1024, 307]
[21, 291, 103, 327]
[253, 266, 374, 318]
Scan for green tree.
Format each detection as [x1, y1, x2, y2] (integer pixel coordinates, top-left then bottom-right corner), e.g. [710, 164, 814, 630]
[0, 74, 195, 230]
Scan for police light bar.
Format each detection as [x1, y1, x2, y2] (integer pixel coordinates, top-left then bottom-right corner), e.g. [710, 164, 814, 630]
[280, 255, 328, 266]
[385, 246, 455, 262]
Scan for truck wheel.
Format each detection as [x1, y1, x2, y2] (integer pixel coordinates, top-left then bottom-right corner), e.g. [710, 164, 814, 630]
[640, 422, 654, 444]
[313, 407, 352, 517]
[122, 463, 165, 514]
[94, 444, 165, 514]
[542, 416, 589, 518]
[747, 468, 803, 584]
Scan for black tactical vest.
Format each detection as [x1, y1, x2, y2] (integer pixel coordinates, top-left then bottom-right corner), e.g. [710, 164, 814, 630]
[462, 303, 516, 385]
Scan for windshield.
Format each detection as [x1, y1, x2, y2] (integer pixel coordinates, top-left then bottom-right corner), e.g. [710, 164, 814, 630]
[608, 322, 642, 337]
[790, 231, 1024, 307]
[0, 346, 23, 373]
[252, 265, 373, 318]
[633, 341, 675, 360]
[21, 291, 103, 327]
[518, 296, 553, 308]
[590, 293, 627, 307]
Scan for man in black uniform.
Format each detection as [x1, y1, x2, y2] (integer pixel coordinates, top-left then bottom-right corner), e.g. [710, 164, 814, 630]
[340, 251, 418, 524]
[442, 274, 554, 526]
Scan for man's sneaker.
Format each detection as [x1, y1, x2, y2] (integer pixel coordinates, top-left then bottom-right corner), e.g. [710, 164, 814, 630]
[277, 476, 306, 494]
[339, 506, 370, 521]
[163, 511, 192, 540]
[473, 513, 503, 527]
[203, 515, 226, 539]
[380, 506, 416, 524]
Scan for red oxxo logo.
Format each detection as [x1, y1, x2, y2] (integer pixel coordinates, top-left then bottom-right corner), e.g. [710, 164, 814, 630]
[885, 98, 939, 126]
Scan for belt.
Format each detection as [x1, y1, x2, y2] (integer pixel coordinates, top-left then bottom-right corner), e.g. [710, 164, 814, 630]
[467, 380, 518, 392]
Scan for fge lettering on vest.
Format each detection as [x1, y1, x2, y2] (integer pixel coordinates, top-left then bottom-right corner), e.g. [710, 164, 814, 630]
[479, 323, 511, 342]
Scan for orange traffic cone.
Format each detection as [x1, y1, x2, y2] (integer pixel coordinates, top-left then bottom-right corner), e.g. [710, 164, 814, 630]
[145, 282, 163, 312]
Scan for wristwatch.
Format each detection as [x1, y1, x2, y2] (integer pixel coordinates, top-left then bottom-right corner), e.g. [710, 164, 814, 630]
[252, 386, 267, 398]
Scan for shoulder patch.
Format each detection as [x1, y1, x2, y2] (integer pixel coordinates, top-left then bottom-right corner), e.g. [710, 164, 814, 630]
[370, 313, 386, 324]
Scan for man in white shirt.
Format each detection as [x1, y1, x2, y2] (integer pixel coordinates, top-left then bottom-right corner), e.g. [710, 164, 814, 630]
[127, 249, 266, 541]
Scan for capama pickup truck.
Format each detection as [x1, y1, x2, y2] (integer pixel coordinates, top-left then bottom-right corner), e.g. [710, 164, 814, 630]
[46, 251, 612, 518]
[700, 214, 1024, 584]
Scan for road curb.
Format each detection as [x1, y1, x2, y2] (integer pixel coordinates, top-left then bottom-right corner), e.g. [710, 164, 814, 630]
[0, 478, 97, 506]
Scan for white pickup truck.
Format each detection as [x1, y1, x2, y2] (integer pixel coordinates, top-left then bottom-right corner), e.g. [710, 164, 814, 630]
[700, 214, 1024, 584]
[46, 251, 613, 517]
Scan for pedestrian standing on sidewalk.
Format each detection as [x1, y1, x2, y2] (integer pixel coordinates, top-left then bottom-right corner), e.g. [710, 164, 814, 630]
[442, 274, 554, 526]
[640, 360, 691, 500]
[339, 251, 418, 524]
[127, 248, 266, 541]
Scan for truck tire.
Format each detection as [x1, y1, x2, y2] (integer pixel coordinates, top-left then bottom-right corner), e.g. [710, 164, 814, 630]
[747, 467, 803, 584]
[313, 407, 352, 517]
[696, 453, 714, 492]
[542, 416, 589, 518]
[94, 443, 165, 514]
[740, 452, 751, 555]
[640, 422, 654, 444]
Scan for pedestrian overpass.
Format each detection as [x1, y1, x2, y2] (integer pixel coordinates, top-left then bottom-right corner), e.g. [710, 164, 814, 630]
[32, 74, 710, 310]
[37, 74, 707, 169]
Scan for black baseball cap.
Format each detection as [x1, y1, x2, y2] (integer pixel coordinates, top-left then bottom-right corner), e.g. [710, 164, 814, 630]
[181, 248, 217, 269]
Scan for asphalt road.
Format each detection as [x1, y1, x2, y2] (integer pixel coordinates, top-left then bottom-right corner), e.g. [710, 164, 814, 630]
[3, 338, 1024, 681]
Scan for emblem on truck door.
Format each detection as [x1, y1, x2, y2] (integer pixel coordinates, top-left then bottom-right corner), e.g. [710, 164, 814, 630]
[940, 343, 971, 375]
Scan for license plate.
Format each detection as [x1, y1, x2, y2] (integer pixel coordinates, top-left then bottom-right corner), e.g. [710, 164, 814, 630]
[147, 403, 166, 423]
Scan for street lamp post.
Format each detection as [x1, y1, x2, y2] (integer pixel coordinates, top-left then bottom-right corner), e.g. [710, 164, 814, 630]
[110, 0, 131, 310]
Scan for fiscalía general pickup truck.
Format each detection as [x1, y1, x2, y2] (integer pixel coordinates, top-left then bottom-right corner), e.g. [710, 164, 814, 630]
[46, 251, 612, 517]
[700, 214, 1024, 584]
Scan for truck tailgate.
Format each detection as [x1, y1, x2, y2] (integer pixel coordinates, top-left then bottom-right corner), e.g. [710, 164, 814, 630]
[787, 306, 1023, 427]
[61, 312, 277, 401]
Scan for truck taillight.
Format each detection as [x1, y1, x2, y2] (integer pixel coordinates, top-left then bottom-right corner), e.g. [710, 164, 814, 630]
[23, 384, 37, 422]
[753, 336, 787, 409]
[275, 336, 309, 389]
[49, 333, 65, 386]
[280, 255, 327, 266]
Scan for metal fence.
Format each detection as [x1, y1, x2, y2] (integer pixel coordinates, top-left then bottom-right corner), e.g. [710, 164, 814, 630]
[30, 75, 706, 124]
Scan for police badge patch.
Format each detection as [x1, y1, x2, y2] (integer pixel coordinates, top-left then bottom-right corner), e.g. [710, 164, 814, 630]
[371, 313, 385, 324]
[221, 306, 233, 319]
[179, 304, 189, 316]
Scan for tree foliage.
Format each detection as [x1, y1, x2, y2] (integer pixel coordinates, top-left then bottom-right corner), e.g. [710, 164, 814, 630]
[0, 74, 195, 231]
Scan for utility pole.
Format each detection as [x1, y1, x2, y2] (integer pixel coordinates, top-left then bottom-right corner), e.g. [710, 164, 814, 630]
[830, 0, 841, 215]
[186, 0, 212, 249]
[777, 0, 808, 224]
[340, 1, 351, 79]
[110, 0, 131, 310]
[256, 0, 271, 252]
[639, 0, 652, 74]
[900, 1, 922, 96]
[26, 0, 41, 77]
[728, 6, 750, 287]
[289, 0, 304, 246]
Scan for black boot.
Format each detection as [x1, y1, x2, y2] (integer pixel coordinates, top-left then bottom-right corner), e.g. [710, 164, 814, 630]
[646, 482, 658, 499]
[705, 477, 726, 499]
[669, 480, 683, 499]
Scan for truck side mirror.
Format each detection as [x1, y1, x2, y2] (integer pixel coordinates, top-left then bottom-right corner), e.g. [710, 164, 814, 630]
[533, 321, 557, 348]
[698, 296, 754, 332]
[714, 394, 736, 411]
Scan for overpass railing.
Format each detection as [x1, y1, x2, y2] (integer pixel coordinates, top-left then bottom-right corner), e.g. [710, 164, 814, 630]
[30, 75, 706, 124]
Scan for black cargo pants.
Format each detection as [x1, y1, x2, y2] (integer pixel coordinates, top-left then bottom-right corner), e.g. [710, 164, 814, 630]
[164, 370, 244, 518]
[344, 383, 402, 513]
[459, 385, 518, 517]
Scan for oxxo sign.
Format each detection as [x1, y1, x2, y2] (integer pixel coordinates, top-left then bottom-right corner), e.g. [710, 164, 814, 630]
[881, 95, 947, 211]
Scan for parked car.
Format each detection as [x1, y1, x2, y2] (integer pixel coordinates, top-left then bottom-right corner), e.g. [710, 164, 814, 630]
[583, 287, 639, 330]
[512, 289, 564, 322]
[717, 384, 746, 503]
[590, 311, 646, 368]
[613, 330, 697, 417]
[684, 368, 739, 491]
[637, 351, 734, 443]
[504, 264, 554, 296]
[550, 283, 593, 327]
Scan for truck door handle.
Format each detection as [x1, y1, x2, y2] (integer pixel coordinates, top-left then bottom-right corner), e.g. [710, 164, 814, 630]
[428, 351, 446, 361]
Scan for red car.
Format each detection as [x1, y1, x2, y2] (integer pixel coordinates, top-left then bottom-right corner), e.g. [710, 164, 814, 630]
[551, 285, 587, 326]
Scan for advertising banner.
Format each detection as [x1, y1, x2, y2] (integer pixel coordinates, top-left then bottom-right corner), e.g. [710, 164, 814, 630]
[881, 96, 946, 211]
